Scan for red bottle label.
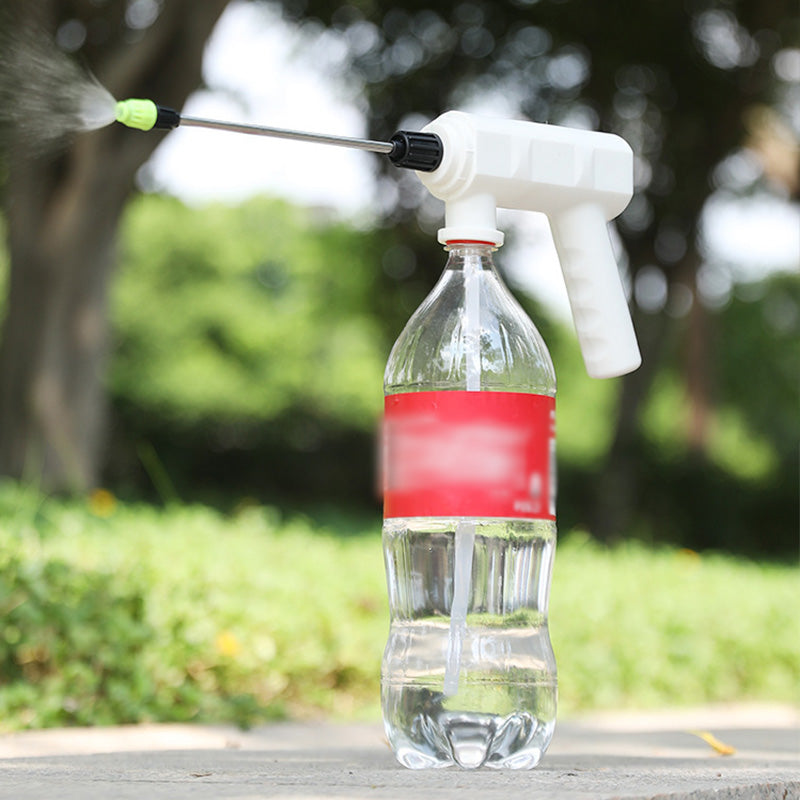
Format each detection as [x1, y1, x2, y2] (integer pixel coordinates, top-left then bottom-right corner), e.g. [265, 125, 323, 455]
[382, 391, 555, 520]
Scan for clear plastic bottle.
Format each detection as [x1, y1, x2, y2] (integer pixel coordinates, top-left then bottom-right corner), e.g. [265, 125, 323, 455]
[381, 241, 558, 769]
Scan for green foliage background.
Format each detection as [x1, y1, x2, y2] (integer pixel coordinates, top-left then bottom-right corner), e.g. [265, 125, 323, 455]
[99, 193, 799, 555]
[1, 483, 797, 731]
[0, 0, 797, 736]
[107, 195, 388, 503]
[114, 195, 385, 428]
[0, 193, 796, 730]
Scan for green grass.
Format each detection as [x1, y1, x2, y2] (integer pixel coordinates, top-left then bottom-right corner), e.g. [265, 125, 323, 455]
[550, 532, 799, 712]
[0, 481, 797, 731]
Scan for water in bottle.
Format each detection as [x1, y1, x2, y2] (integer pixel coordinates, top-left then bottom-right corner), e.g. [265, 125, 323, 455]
[381, 242, 558, 769]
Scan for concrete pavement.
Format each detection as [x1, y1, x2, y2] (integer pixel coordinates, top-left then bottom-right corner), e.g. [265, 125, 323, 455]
[0, 705, 797, 799]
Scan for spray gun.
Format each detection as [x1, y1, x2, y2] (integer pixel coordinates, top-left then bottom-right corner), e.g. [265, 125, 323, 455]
[116, 99, 640, 377]
[416, 111, 640, 378]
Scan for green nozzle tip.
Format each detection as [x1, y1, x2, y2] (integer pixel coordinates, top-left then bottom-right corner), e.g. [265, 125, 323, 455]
[115, 98, 158, 131]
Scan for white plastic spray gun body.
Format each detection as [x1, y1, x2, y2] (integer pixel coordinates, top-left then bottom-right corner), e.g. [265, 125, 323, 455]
[415, 111, 641, 379]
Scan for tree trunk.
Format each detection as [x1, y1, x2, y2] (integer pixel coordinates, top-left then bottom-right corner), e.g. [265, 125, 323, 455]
[590, 301, 673, 542]
[591, 248, 702, 541]
[0, 138, 121, 490]
[0, 0, 231, 492]
[685, 275, 713, 452]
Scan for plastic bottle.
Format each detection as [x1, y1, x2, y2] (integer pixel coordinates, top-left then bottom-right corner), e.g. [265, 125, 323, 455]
[381, 240, 558, 769]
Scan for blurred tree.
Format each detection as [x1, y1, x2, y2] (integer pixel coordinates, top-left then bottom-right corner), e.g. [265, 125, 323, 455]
[282, 0, 799, 539]
[1, 0, 796, 549]
[0, 0, 231, 491]
[106, 194, 386, 503]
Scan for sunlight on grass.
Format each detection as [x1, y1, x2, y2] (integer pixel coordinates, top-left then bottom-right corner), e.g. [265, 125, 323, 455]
[0, 483, 797, 730]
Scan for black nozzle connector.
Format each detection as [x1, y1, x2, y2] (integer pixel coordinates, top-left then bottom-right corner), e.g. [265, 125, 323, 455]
[388, 131, 443, 172]
[154, 104, 181, 130]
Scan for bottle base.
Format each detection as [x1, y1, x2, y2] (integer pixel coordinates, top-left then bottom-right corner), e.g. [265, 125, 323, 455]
[384, 699, 555, 770]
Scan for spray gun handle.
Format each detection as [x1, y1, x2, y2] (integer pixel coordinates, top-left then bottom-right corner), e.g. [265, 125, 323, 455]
[551, 204, 641, 378]
[416, 111, 641, 379]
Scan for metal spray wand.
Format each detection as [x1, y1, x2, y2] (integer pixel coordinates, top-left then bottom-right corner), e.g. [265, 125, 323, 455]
[114, 98, 443, 171]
